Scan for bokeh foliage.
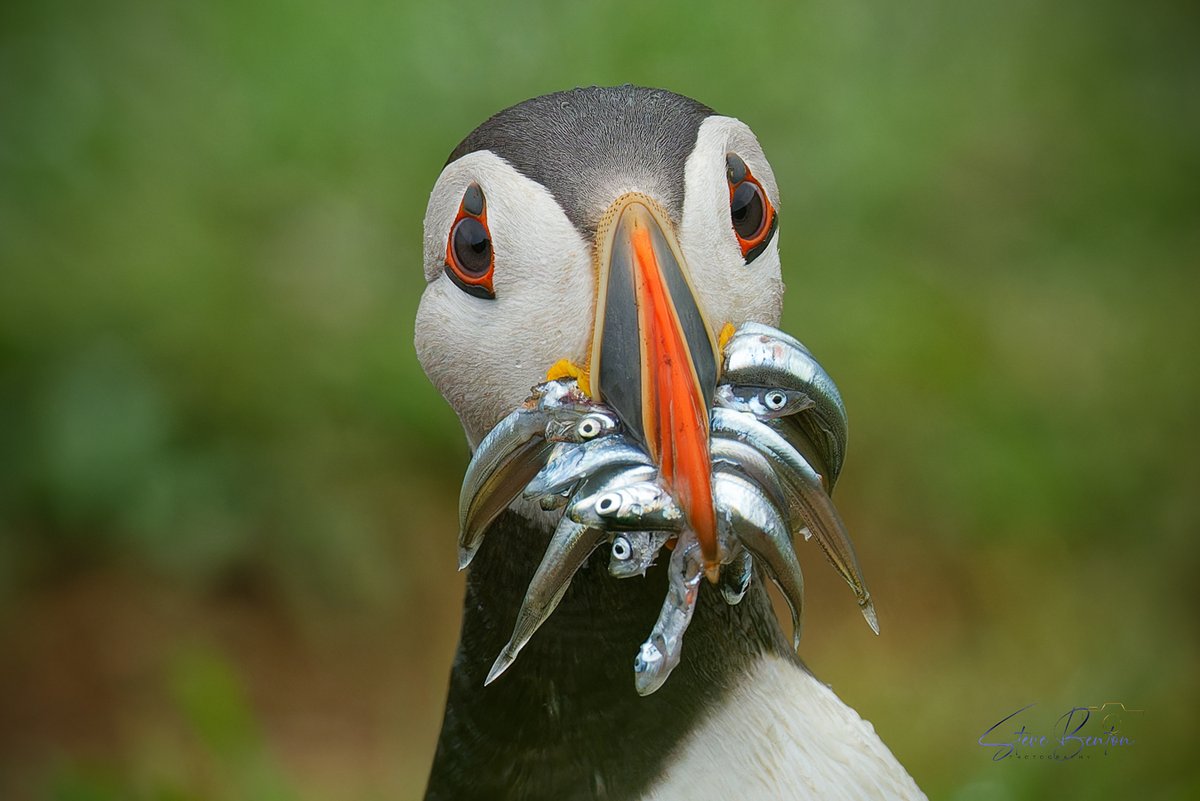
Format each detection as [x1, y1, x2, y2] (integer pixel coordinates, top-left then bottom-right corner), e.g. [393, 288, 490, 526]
[2, 0, 1198, 799]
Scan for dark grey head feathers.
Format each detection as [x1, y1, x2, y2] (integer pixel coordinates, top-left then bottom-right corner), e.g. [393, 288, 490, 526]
[448, 85, 715, 236]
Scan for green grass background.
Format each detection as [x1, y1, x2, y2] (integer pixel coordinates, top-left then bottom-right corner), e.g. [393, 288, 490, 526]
[2, 0, 1197, 798]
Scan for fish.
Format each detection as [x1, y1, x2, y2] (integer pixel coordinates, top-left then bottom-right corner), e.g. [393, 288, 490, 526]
[722, 322, 848, 482]
[711, 407, 878, 635]
[714, 384, 815, 420]
[719, 547, 754, 606]
[458, 380, 601, 568]
[713, 464, 805, 648]
[609, 531, 672, 578]
[458, 408, 555, 569]
[633, 531, 704, 696]
[770, 414, 835, 494]
[523, 436, 654, 500]
[569, 478, 684, 532]
[711, 435, 791, 517]
[485, 513, 607, 685]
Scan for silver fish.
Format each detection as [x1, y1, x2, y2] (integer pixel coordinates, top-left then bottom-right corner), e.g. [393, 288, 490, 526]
[710, 407, 878, 635]
[458, 380, 599, 568]
[713, 465, 805, 648]
[634, 531, 703, 696]
[771, 415, 834, 494]
[458, 408, 554, 569]
[569, 479, 683, 532]
[711, 435, 791, 516]
[723, 323, 848, 482]
[719, 547, 753, 605]
[523, 436, 653, 500]
[485, 513, 606, 685]
[715, 384, 814, 420]
[609, 531, 672, 578]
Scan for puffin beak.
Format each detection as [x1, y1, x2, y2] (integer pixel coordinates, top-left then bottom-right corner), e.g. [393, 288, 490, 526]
[590, 194, 722, 577]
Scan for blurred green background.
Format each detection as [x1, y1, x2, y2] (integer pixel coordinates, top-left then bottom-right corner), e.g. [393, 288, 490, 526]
[2, 0, 1197, 798]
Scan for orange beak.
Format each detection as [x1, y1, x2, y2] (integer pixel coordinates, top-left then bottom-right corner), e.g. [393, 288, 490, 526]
[591, 194, 722, 576]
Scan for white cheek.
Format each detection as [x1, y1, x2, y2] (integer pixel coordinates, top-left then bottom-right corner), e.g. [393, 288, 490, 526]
[416, 280, 519, 446]
[416, 152, 594, 447]
[680, 116, 784, 332]
[417, 272, 594, 448]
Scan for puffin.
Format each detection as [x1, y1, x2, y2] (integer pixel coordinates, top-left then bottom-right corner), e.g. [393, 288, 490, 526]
[414, 85, 925, 801]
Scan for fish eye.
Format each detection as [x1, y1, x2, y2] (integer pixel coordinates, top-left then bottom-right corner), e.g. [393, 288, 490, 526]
[444, 181, 496, 299]
[577, 416, 602, 439]
[612, 536, 632, 561]
[725, 153, 777, 263]
[764, 390, 787, 410]
[597, 493, 620, 515]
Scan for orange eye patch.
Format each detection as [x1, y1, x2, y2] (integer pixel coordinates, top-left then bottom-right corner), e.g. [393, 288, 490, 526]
[726, 153, 777, 262]
[445, 182, 496, 299]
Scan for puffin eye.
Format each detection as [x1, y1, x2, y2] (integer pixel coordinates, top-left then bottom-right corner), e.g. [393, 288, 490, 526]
[725, 153, 777, 263]
[731, 183, 765, 240]
[444, 182, 496, 299]
[452, 218, 490, 275]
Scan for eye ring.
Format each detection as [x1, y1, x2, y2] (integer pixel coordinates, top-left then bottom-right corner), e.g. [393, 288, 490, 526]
[726, 153, 778, 263]
[612, 536, 632, 560]
[597, 494, 620, 515]
[577, 416, 602, 440]
[764, 390, 787, 411]
[444, 181, 496, 299]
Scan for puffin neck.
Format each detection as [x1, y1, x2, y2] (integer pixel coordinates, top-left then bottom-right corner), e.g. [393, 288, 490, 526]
[424, 509, 797, 801]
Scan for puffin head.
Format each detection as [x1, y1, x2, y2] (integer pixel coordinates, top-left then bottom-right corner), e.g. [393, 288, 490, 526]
[415, 85, 785, 566]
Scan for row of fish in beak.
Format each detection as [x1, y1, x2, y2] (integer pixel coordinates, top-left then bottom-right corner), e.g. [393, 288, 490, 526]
[458, 322, 878, 695]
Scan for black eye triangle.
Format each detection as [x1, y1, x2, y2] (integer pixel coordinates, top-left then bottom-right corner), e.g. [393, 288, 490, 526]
[463, 182, 485, 217]
[726, 153, 748, 185]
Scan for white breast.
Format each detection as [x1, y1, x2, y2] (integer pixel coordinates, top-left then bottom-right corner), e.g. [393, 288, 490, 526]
[638, 655, 925, 801]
